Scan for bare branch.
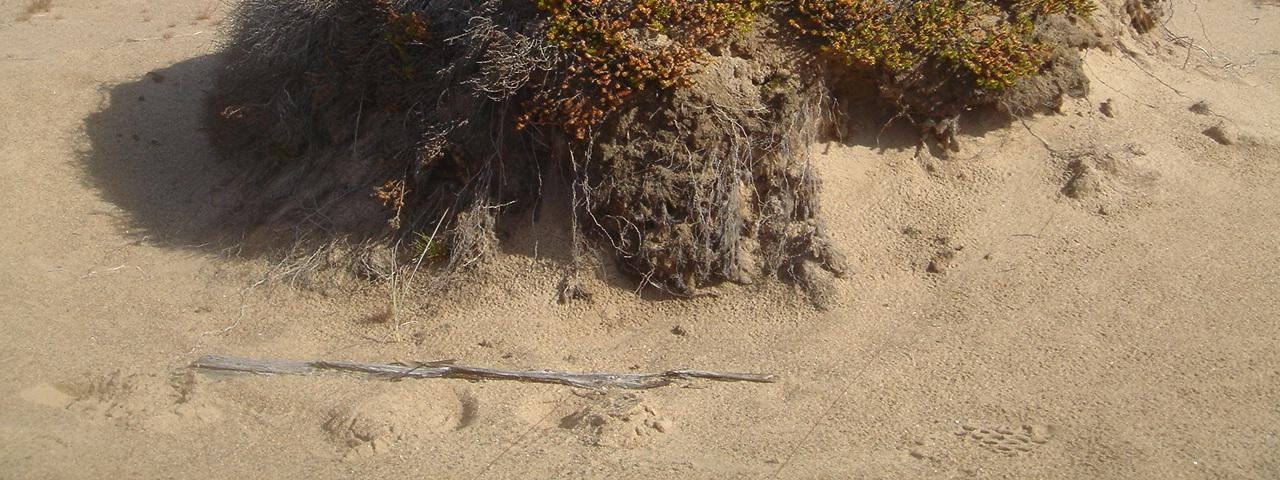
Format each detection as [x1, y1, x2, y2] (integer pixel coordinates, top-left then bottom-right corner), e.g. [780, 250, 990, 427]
[191, 354, 776, 390]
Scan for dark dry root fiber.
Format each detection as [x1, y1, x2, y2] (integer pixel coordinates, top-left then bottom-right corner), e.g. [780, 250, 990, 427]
[582, 28, 847, 295]
[205, 0, 1102, 299]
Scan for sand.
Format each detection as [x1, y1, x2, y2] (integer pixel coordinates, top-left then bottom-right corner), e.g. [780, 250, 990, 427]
[2, 0, 1279, 478]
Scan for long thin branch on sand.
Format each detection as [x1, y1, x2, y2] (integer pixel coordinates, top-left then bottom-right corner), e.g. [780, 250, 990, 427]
[191, 354, 776, 390]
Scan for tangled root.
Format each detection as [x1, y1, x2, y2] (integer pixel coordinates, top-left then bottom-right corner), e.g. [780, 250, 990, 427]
[581, 28, 847, 295]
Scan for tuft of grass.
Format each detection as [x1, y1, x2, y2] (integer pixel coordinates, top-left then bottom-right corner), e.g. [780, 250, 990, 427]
[16, 0, 53, 21]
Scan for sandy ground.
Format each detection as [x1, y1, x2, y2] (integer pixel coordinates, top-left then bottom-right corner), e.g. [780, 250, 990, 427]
[2, 1, 1279, 478]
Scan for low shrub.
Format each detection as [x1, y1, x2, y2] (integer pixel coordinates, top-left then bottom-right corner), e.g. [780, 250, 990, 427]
[206, 0, 1106, 301]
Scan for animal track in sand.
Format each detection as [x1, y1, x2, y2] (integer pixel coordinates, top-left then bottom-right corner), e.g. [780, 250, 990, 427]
[956, 423, 1055, 457]
[1054, 147, 1159, 216]
[19, 371, 223, 431]
[558, 392, 672, 448]
[323, 386, 476, 461]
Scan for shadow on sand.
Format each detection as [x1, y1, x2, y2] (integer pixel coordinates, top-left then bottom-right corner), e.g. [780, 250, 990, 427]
[78, 53, 1015, 297]
[80, 54, 247, 252]
[80, 53, 579, 265]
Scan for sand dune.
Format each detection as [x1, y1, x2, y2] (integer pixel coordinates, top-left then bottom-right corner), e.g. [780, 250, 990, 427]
[2, 0, 1278, 478]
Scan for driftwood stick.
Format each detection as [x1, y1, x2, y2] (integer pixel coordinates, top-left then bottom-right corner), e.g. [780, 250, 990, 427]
[192, 354, 776, 390]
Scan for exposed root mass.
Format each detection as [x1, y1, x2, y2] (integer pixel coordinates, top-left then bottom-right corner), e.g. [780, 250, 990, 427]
[206, 0, 1128, 300]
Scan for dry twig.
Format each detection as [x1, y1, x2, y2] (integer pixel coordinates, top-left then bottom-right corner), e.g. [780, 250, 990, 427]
[192, 354, 776, 390]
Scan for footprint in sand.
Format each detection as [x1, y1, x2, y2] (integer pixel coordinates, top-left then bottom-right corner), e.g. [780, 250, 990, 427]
[19, 371, 223, 431]
[557, 392, 673, 448]
[1054, 148, 1159, 216]
[323, 386, 476, 461]
[956, 423, 1055, 457]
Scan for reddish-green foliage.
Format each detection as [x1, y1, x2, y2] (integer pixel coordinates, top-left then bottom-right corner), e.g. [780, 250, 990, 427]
[793, 0, 1094, 91]
[519, 0, 764, 138]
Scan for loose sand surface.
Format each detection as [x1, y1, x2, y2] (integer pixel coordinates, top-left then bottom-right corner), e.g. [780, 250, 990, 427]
[2, 1, 1279, 478]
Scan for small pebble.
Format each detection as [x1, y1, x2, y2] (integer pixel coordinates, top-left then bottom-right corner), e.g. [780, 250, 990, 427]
[651, 419, 673, 433]
[1203, 122, 1236, 145]
[1100, 98, 1118, 118]
[1189, 100, 1213, 115]
[926, 249, 956, 275]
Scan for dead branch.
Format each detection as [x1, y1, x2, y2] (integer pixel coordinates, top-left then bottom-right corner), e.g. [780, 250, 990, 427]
[191, 354, 776, 390]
